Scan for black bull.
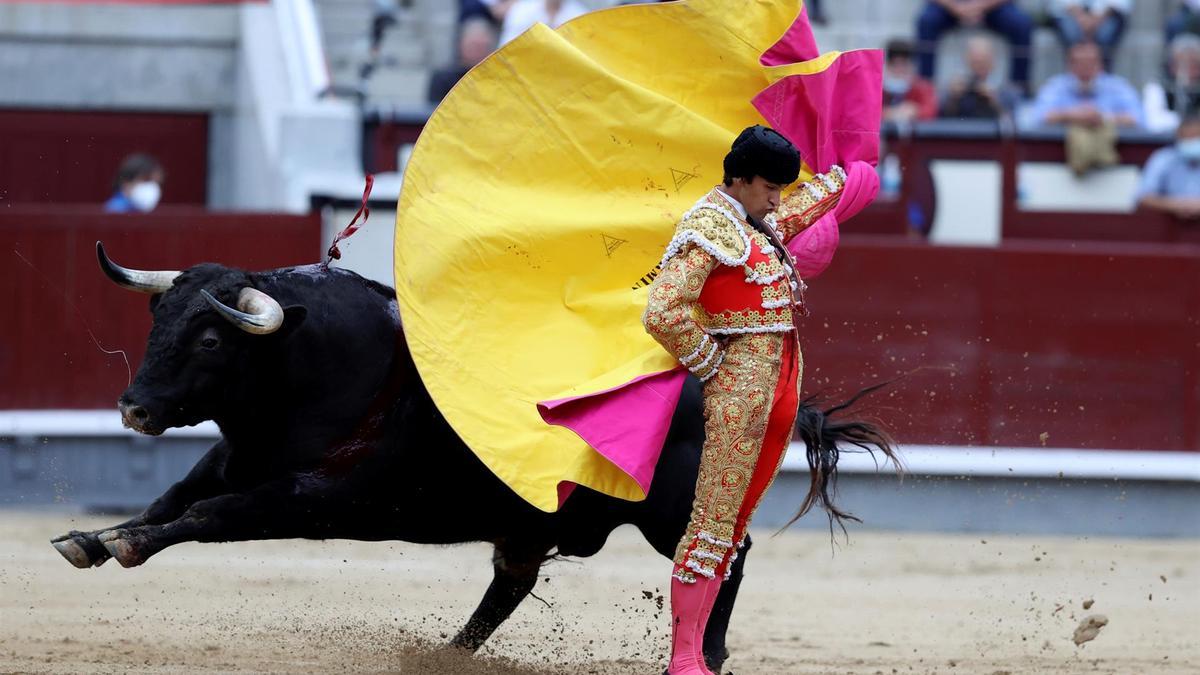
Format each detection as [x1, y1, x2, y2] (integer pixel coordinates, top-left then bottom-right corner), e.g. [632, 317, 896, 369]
[52, 244, 896, 671]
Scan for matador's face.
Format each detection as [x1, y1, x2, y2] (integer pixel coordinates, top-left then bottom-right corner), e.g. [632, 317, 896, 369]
[733, 176, 788, 221]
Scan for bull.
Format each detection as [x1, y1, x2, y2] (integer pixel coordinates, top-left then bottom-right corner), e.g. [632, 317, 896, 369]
[51, 243, 895, 672]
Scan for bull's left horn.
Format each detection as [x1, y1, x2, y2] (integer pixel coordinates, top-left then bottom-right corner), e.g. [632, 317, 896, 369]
[200, 288, 285, 335]
[96, 241, 180, 294]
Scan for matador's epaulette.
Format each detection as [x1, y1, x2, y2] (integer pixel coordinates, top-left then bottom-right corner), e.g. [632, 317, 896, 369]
[659, 203, 751, 269]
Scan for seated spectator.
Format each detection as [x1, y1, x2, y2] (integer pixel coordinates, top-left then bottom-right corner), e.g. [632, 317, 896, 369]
[884, 39, 939, 123]
[1165, 33, 1200, 116]
[1166, 0, 1200, 43]
[105, 154, 164, 213]
[499, 0, 587, 46]
[1032, 42, 1142, 128]
[460, 0, 516, 28]
[1144, 34, 1200, 131]
[428, 18, 499, 104]
[1051, 0, 1129, 71]
[1136, 114, 1200, 218]
[916, 1, 1033, 94]
[808, 0, 828, 26]
[941, 35, 1020, 119]
[1032, 42, 1141, 174]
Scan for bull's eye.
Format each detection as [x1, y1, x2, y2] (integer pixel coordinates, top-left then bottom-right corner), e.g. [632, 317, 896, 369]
[200, 336, 220, 350]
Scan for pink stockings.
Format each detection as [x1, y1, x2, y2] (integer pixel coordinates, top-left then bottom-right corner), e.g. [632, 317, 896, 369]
[666, 575, 722, 674]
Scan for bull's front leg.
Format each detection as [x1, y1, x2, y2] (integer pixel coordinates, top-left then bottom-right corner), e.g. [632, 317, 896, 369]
[51, 439, 234, 568]
[450, 539, 551, 651]
[93, 475, 330, 568]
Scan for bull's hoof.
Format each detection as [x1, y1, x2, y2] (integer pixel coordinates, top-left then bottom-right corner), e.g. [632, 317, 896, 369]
[51, 539, 93, 568]
[98, 530, 146, 568]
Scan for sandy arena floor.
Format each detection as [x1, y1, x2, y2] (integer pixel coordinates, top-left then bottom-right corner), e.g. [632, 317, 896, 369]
[0, 511, 1196, 674]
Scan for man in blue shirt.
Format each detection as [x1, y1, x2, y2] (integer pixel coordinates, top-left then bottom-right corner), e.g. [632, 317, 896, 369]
[1136, 115, 1200, 218]
[1032, 41, 1142, 128]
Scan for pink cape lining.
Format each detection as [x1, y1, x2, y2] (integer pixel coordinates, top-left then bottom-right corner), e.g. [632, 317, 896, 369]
[538, 7, 882, 508]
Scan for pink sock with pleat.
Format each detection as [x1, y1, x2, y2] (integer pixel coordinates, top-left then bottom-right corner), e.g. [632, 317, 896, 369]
[666, 574, 722, 674]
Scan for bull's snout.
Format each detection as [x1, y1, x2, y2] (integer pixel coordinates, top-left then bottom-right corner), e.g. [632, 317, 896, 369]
[118, 397, 158, 435]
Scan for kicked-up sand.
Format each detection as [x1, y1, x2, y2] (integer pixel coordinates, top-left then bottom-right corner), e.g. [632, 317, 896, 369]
[1, 510, 1196, 674]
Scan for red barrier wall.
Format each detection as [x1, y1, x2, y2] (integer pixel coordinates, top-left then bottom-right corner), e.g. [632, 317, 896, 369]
[803, 237, 1200, 452]
[3, 212, 1197, 452]
[1, 207, 321, 409]
[0, 109, 208, 206]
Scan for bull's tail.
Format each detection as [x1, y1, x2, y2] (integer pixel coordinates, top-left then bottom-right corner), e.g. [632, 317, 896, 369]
[786, 380, 902, 536]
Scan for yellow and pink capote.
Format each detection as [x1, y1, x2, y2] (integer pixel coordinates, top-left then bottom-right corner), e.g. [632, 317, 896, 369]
[394, 0, 882, 512]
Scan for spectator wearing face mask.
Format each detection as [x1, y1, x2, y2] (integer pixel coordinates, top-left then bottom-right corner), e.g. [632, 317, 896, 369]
[883, 39, 939, 123]
[1136, 115, 1200, 218]
[105, 154, 164, 213]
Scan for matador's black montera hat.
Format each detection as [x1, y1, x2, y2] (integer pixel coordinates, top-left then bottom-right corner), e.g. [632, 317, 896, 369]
[723, 125, 801, 185]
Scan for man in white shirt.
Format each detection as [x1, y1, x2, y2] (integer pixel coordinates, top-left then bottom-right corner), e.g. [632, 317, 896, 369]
[498, 0, 588, 45]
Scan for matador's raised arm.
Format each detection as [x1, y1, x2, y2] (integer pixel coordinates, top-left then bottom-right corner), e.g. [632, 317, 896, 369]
[775, 165, 847, 243]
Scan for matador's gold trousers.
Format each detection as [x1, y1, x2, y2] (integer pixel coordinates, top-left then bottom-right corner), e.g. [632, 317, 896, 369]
[672, 331, 803, 583]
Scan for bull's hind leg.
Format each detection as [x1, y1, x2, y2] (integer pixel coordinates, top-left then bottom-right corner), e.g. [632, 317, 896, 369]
[450, 539, 551, 651]
[51, 439, 233, 568]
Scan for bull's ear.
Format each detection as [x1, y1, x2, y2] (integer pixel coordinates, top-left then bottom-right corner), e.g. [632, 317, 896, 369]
[273, 304, 307, 339]
[148, 294, 162, 312]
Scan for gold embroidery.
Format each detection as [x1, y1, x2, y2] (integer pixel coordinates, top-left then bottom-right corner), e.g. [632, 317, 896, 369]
[672, 209, 747, 262]
[777, 167, 846, 242]
[673, 333, 787, 579]
[694, 306, 794, 333]
[642, 245, 724, 381]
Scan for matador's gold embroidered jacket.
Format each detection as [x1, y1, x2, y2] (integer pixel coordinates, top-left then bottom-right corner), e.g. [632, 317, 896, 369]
[642, 166, 845, 380]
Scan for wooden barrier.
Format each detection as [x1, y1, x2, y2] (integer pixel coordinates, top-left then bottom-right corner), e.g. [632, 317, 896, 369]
[805, 236, 1200, 452]
[1, 207, 322, 409]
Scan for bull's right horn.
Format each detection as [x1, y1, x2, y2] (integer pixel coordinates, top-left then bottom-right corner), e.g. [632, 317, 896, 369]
[200, 288, 285, 335]
[96, 242, 180, 294]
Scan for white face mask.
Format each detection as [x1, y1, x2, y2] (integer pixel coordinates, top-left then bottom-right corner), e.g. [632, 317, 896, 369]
[129, 181, 161, 212]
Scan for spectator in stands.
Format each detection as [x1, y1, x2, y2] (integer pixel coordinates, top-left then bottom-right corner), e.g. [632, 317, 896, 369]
[1136, 114, 1200, 217]
[884, 39, 939, 122]
[1144, 34, 1200, 131]
[460, 0, 517, 28]
[941, 35, 1020, 119]
[104, 154, 164, 213]
[1165, 33, 1200, 116]
[1051, 0, 1130, 71]
[499, 0, 587, 45]
[915, 0, 1033, 95]
[428, 18, 498, 104]
[1032, 42, 1142, 127]
[1032, 42, 1141, 174]
[1166, 0, 1200, 43]
[808, 0, 828, 25]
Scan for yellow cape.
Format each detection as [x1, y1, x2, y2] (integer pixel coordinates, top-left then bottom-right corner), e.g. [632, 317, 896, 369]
[394, 1, 823, 512]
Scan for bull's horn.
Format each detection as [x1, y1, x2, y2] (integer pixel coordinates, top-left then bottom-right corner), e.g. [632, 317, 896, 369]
[96, 241, 180, 294]
[200, 288, 284, 335]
